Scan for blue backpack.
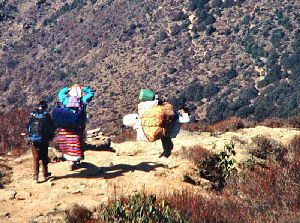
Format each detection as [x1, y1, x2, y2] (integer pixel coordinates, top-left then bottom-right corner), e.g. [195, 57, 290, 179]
[28, 111, 48, 143]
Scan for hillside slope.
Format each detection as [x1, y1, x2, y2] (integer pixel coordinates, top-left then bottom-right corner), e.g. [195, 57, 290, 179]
[0, 0, 299, 135]
[0, 126, 299, 222]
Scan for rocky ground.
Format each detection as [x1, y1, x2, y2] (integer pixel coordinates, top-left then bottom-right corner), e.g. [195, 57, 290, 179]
[0, 126, 299, 223]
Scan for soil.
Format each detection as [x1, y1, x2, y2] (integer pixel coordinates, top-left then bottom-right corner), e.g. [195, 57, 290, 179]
[0, 126, 299, 223]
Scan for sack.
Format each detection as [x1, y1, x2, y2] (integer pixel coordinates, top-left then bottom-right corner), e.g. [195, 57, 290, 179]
[138, 100, 159, 117]
[123, 114, 139, 128]
[52, 107, 86, 129]
[66, 96, 82, 108]
[140, 102, 175, 142]
[28, 111, 48, 143]
[66, 85, 83, 108]
[139, 89, 155, 101]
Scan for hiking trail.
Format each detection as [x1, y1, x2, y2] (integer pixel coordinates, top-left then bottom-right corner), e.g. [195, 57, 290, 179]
[0, 126, 299, 223]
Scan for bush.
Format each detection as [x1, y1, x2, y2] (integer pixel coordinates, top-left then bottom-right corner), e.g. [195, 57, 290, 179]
[65, 204, 93, 223]
[242, 15, 251, 25]
[170, 11, 188, 21]
[0, 162, 12, 188]
[170, 24, 181, 36]
[271, 28, 285, 48]
[221, 0, 236, 8]
[202, 84, 219, 98]
[282, 53, 298, 70]
[0, 109, 29, 156]
[208, 117, 244, 134]
[265, 64, 282, 83]
[219, 68, 238, 85]
[266, 52, 279, 68]
[157, 30, 168, 41]
[206, 101, 227, 123]
[258, 117, 286, 128]
[206, 25, 216, 36]
[211, 0, 222, 8]
[235, 106, 255, 118]
[250, 135, 286, 161]
[95, 193, 186, 222]
[112, 129, 137, 143]
[288, 115, 300, 128]
[240, 86, 258, 100]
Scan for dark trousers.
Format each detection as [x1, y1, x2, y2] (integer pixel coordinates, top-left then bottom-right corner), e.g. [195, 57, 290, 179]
[161, 136, 174, 153]
[31, 141, 49, 177]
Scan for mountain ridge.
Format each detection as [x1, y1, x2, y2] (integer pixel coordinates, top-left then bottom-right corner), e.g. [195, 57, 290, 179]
[0, 0, 299, 135]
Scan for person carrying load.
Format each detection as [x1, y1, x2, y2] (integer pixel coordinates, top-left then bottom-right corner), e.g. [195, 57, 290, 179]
[52, 84, 94, 170]
[123, 89, 190, 158]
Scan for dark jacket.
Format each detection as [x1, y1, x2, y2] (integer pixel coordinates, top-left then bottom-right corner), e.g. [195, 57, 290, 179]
[27, 109, 56, 143]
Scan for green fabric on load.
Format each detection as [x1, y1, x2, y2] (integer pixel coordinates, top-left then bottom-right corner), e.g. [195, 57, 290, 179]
[139, 89, 155, 101]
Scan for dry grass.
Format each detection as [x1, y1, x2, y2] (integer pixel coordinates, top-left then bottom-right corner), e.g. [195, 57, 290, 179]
[166, 135, 300, 222]
[0, 161, 13, 188]
[207, 117, 245, 134]
[250, 135, 287, 162]
[65, 204, 93, 223]
[111, 129, 136, 143]
[259, 115, 300, 129]
[0, 109, 29, 156]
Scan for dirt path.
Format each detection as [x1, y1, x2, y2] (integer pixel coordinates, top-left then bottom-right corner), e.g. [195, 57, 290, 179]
[0, 126, 299, 223]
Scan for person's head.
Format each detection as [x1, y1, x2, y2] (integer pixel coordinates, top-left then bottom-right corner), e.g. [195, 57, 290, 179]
[179, 106, 189, 115]
[38, 101, 48, 110]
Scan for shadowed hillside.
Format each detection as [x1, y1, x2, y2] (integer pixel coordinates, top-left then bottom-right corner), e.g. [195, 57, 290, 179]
[0, 0, 299, 135]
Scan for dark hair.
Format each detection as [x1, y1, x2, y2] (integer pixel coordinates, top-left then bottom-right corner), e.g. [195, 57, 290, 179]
[39, 101, 48, 110]
[180, 106, 190, 114]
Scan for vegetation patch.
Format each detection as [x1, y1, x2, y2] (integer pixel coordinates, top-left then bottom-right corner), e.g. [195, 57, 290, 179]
[66, 193, 186, 223]
[0, 109, 29, 156]
[0, 161, 12, 188]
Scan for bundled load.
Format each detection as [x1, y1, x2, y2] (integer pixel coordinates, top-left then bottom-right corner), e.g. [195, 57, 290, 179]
[52, 107, 86, 129]
[140, 102, 175, 142]
[139, 89, 156, 101]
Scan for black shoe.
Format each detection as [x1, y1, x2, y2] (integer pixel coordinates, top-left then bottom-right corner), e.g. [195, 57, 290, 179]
[159, 150, 171, 158]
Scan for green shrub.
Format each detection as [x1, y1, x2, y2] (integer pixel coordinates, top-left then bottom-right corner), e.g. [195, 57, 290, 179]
[206, 26, 217, 36]
[240, 86, 259, 100]
[242, 15, 251, 25]
[171, 11, 188, 21]
[236, 106, 255, 118]
[218, 142, 236, 181]
[282, 53, 298, 70]
[206, 101, 227, 123]
[202, 83, 219, 98]
[211, 0, 222, 8]
[221, 0, 236, 8]
[96, 193, 186, 222]
[157, 30, 168, 41]
[170, 24, 181, 36]
[219, 68, 238, 85]
[278, 17, 293, 31]
[271, 28, 285, 48]
[189, 0, 209, 11]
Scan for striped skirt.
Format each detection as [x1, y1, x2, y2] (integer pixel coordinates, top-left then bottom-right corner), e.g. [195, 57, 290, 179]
[58, 129, 84, 162]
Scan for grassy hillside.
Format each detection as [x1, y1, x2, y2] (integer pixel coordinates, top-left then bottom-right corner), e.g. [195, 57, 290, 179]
[0, 0, 299, 135]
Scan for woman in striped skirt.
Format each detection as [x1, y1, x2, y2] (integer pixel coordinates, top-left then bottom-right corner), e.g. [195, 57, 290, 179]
[56, 84, 94, 170]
